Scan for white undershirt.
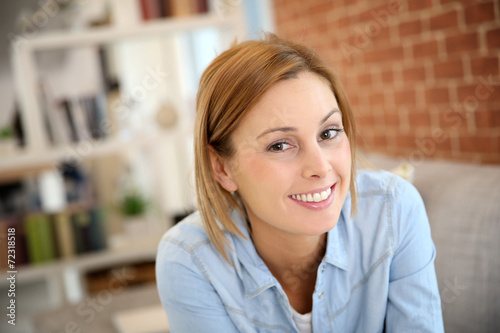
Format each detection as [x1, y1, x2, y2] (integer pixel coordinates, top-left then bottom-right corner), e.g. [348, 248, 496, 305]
[290, 307, 313, 333]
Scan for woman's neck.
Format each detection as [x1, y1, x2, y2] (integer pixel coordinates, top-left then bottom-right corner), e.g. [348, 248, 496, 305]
[250, 223, 327, 313]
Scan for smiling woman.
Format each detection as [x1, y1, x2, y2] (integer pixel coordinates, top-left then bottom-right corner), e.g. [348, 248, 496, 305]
[155, 34, 444, 332]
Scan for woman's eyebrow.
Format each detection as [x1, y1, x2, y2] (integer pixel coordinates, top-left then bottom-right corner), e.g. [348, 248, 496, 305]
[256, 126, 296, 140]
[256, 108, 342, 139]
[320, 108, 341, 125]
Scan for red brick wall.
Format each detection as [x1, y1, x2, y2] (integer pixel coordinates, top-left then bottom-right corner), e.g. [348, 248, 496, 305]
[272, 0, 500, 164]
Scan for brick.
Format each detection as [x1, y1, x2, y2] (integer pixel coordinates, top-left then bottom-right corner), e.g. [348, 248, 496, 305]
[440, 0, 479, 6]
[399, 19, 422, 37]
[413, 39, 439, 59]
[470, 56, 500, 76]
[394, 89, 417, 105]
[408, 0, 433, 11]
[475, 110, 500, 128]
[429, 10, 459, 31]
[492, 110, 500, 127]
[372, 134, 388, 147]
[385, 113, 400, 126]
[446, 32, 479, 54]
[381, 70, 394, 84]
[337, 17, 350, 28]
[459, 134, 493, 153]
[438, 109, 469, 130]
[426, 87, 450, 104]
[408, 110, 432, 127]
[457, 83, 500, 104]
[367, 2, 404, 25]
[396, 134, 417, 149]
[434, 58, 464, 79]
[415, 133, 452, 152]
[402, 65, 427, 83]
[364, 46, 405, 63]
[486, 28, 500, 49]
[369, 92, 386, 105]
[307, 2, 335, 16]
[357, 73, 372, 86]
[464, 2, 495, 25]
[355, 114, 375, 127]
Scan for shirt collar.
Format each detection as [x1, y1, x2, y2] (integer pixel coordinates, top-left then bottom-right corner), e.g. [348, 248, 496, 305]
[323, 190, 351, 271]
[230, 210, 277, 298]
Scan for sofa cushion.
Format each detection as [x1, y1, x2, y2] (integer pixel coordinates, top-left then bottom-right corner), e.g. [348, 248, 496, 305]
[362, 153, 500, 333]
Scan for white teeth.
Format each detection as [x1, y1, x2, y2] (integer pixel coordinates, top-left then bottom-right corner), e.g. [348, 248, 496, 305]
[292, 187, 332, 203]
[321, 187, 330, 200]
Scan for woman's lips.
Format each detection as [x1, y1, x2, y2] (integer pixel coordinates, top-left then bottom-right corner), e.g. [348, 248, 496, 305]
[289, 184, 336, 210]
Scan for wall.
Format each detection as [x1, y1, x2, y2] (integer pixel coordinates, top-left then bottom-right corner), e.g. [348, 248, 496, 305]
[273, 0, 500, 164]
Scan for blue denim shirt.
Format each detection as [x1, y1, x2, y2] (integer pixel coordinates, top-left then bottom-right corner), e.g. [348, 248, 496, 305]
[156, 170, 444, 332]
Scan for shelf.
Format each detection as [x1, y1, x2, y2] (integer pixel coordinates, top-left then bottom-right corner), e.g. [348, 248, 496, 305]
[0, 129, 183, 180]
[14, 13, 241, 51]
[0, 232, 162, 289]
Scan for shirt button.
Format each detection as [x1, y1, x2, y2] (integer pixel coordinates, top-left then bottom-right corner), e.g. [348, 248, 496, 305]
[318, 292, 324, 299]
[321, 266, 326, 273]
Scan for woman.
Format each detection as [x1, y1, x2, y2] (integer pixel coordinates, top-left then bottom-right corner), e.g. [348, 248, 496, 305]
[156, 34, 444, 332]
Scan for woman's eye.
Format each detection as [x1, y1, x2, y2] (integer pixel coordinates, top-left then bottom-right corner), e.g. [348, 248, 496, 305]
[320, 128, 343, 141]
[268, 142, 291, 152]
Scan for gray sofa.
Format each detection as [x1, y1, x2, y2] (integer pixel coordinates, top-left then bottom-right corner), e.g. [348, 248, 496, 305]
[365, 152, 500, 332]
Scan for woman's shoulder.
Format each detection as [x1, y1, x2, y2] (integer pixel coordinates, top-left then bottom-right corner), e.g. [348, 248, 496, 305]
[158, 211, 212, 254]
[356, 168, 421, 201]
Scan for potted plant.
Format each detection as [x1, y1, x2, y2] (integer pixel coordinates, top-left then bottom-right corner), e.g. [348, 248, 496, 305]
[118, 188, 150, 236]
[0, 126, 16, 154]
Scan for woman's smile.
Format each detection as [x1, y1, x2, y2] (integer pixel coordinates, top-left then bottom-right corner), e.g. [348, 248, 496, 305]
[289, 184, 336, 210]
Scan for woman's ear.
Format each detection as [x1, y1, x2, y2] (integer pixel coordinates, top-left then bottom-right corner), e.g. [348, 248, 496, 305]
[208, 146, 238, 192]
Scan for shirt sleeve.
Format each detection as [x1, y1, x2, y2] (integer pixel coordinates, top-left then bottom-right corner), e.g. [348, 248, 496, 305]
[155, 239, 240, 333]
[385, 177, 444, 333]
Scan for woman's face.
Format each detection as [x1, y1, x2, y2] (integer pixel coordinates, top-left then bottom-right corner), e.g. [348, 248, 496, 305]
[213, 71, 351, 237]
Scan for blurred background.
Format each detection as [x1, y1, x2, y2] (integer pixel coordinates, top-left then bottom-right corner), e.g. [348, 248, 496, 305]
[0, 0, 498, 332]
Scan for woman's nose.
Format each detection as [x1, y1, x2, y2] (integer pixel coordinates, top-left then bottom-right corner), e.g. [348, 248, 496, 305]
[300, 143, 331, 179]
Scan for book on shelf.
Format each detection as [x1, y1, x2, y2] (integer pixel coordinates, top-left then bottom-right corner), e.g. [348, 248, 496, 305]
[3, 206, 109, 267]
[139, 0, 208, 21]
[36, 44, 117, 148]
[89, 208, 108, 251]
[71, 207, 108, 255]
[24, 213, 57, 264]
[53, 211, 75, 259]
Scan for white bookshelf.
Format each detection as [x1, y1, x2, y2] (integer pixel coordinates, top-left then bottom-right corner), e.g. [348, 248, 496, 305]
[17, 13, 242, 50]
[6, 11, 245, 172]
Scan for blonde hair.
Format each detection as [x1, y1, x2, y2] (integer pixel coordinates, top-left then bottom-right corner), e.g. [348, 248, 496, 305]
[194, 34, 357, 262]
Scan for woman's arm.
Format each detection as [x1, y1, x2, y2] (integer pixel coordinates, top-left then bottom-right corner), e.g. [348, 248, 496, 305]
[385, 178, 444, 332]
[156, 239, 240, 332]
